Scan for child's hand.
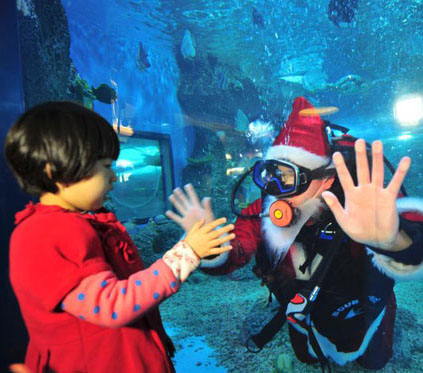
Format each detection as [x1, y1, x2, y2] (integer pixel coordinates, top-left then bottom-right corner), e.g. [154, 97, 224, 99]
[184, 217, 235, 258]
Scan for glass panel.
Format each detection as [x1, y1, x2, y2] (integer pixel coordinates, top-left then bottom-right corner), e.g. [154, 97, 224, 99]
[12, 0, 423, 372]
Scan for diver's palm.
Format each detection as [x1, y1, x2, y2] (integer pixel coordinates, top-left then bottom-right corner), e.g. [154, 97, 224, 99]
[336, 185, 399, 248]
[322, 140, 411, 250]
[165, 184, 215, 232]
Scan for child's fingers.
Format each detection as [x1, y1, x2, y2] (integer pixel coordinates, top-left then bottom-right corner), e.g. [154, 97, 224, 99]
[208, 233, 235, 247]
[208, 224, 235, 239]
[189, 218, 205, 232]
[207, 245, 233, 255]
[201, 217, 227, 232]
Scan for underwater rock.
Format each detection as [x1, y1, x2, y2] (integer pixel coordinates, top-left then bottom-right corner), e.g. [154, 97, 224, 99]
[180, 29, 196, 60]
[235, 109, 249, 132]
[151, 214, 168, 225]
[133, 219, 183, 267]
[273, 353, 293, 373]
[17, 0, 73, 108]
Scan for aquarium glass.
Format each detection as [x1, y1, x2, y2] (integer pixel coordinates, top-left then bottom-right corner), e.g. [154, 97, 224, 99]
[14, 0, 423, 371]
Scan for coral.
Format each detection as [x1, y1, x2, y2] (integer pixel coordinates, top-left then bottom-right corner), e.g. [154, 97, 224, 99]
[133, 219, 183, 267]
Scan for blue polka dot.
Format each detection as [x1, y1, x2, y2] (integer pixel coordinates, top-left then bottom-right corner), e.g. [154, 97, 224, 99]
[112, 312, 118, 320]
[153, 269, 159, 276]
[101, 280, 108, 288]
[77, 293, 85, 301]
[93, 306, 100, 314]
[153, 292, 159, 300]
[170, 281, 177, 288]
[79, 315, 85, 320]
[135, 280, 142, 286]
[61, 302, 65, 310]
[121, 287, 127, 295]
[134, 304, 141, 312]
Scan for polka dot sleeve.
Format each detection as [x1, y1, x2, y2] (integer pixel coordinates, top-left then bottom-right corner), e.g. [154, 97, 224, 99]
[61, 259, 179, 328]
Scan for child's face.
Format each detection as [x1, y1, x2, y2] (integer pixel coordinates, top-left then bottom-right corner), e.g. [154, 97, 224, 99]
[54, 159, 117, 212]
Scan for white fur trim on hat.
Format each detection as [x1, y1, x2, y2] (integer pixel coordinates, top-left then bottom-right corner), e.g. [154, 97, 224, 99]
[264, 145, 333, 170]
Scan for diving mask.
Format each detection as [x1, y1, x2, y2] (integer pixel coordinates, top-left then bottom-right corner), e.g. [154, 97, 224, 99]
[252, 159, 335, 197]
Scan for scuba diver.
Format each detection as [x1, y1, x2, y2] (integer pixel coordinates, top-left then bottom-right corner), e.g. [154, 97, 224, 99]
[166, 96, 423, 371]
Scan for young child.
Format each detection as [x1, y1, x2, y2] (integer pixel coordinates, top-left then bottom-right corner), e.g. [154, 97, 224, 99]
[4, 101, 235, 373]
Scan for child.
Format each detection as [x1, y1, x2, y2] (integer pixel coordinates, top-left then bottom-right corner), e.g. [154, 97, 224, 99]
[4, 101, 235, 373]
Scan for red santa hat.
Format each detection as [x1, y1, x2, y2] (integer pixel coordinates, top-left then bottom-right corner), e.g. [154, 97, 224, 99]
[265, 97, 333, 169]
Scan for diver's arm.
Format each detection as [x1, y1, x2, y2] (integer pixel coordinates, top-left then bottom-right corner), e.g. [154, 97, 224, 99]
[367, 212, 423, 281]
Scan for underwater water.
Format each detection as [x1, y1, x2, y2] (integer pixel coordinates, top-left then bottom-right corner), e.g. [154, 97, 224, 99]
[14, 0, 423, 371]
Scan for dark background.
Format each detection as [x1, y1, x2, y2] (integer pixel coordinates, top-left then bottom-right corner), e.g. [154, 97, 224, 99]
[0, 0, 30, 369]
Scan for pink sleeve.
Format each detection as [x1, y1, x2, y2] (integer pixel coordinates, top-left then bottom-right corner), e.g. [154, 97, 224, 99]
[61, 259, 179, 327]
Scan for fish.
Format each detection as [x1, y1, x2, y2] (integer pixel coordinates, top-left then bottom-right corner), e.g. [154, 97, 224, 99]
[279, 75, 304, 84]
[137, 42, 151, 71]
[252, 7, 265, 28]
[175, 113, 237, 133]
[180, 30, 196, 60]
[91, 83, 117, 104]
[328, 0, 358, 27]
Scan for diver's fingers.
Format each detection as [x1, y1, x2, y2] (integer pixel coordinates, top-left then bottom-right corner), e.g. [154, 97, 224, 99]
[184, 183, 201, 206]
[207, 224, 235, 239]
[165, 210, 183, 225]
[208, 234, 236, 248]
[387, 156, 411, 196]
[333, 152, 355, 191]
[201, 197, 215, 218]
[207, 245, 233, 255]
[355, 139, 370, 185]
[168, 193, 187, 213]
[371, 140, 384, 188]
[172, 187, 191, 208]
[201, 217, 227, 233]
[321, 191, 346, 226]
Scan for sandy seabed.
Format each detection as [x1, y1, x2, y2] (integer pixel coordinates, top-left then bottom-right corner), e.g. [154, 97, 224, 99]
[160, 262, 423, 373]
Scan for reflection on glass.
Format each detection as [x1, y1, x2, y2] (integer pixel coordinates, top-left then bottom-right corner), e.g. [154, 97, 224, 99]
[110, 138, 164, 221]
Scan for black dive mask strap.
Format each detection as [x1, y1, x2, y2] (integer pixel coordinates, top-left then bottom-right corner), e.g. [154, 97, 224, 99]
[308, 164, 336, 180]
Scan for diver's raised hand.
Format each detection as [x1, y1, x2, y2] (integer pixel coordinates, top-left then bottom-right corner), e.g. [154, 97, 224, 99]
[184, 218, 234, 258]
[165, 184, 215, 231]
[321, 139, 412, 251]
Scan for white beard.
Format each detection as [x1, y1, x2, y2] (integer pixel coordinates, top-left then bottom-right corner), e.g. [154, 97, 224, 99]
[262, 196, 325, 266]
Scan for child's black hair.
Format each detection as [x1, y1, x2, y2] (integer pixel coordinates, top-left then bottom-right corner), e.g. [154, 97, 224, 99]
[4, 101, 120, 197]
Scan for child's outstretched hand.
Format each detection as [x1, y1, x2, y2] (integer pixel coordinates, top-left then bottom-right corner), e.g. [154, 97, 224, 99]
[184, 217, 235, 258]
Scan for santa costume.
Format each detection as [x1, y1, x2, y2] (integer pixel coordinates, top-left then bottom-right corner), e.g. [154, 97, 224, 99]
[201, 97, 423, 369]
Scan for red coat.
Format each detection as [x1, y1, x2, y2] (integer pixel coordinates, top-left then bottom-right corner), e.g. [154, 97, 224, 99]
[9, 203, 175, 373]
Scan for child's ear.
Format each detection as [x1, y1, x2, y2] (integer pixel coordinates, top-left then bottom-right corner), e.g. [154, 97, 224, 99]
[45, 163, 65, 191]
[44, 163, 53, 179]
